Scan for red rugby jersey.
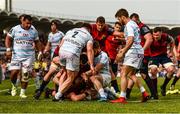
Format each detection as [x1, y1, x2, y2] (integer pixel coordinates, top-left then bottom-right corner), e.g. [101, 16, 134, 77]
[91, 24, 113, 51]
[105, 35, 121, 60]
[150, 33, 172, 57]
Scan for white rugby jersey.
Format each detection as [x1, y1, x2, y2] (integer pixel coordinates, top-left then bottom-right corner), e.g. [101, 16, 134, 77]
[8, 25, 39, 59]
[48, 31, 64, 55]
[60, 27, 93, 56]
[124, 20, 144, 55]
[94, 51, 110, 75]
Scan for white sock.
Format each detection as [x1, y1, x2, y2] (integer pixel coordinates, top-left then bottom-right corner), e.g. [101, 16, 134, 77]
[140, 86, 145, 93]
[98, 88, 107, 98]
[55, 91, 62, 99]
[20, 89, 26, 94]
[120, 91, 126, 98]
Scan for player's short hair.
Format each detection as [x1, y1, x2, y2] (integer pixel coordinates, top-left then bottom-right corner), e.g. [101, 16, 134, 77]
[81, 22, 92, 31]
[19, 14, 26, 20]
[51, 20, 59, 26]
[153, 27, 162, 33]
[115, 8, 129, 18]
[130, 13, 139, 19]
[96, 16, 105, 23]
[93, 41, 100, 49]
[23, 15, 32, 21]
[115, 21, 121, 26]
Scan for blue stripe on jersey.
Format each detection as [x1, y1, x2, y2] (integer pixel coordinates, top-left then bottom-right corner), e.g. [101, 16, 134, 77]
[13, 48, 34, 52]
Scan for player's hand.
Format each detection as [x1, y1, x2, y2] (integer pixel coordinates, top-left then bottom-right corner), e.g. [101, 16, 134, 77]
[115, 50, 125, 63]
[90, 65, 96, 75]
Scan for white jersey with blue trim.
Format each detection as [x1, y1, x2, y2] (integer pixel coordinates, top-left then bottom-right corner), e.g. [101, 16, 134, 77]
[94, 51, 110, 75]
[8, 25, 39, 59]
[48, 31, 64, 54]
[124, 20, 144, 55]
[60, 27, 93, 56]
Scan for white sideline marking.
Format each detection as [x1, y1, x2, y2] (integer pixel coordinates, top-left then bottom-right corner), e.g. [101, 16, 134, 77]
[0, 84, 35, 93]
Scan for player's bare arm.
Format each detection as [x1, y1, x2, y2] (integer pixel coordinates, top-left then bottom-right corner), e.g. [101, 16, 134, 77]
[143, 33, 153, 50]
[5, 35, 12, 58]
[87, 41, 95, 75]
[115, 36, 134, 62]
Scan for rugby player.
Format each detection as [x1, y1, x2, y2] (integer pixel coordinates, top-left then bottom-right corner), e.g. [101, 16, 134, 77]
[5, 15, 43, 98]
[149, 27, 175, 96]
[44, 20, 64, 59]
[110, 9, 149, 104]
[53, 23, 95, 101]
[91, 16, 124, 93]
[126, 13, 157, 99]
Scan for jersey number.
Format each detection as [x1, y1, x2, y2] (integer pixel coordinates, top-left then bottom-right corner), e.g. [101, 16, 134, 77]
[72, 31, 79, 38]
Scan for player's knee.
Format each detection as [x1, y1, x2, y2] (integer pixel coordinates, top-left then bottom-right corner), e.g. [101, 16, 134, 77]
[150, 66, 158, 75]
[52, 77, 58, 85]
[166, 65, 175, 74]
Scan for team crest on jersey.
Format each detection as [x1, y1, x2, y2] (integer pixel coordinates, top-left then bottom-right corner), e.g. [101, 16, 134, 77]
[22, 33, 29, 37]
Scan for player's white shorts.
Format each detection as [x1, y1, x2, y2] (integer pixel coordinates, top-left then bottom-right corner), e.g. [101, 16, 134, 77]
[100, 73, 111, 87]
[123, 53, 143, 69]
[9, 57, 35, 71]
[59, 50, 80, 71]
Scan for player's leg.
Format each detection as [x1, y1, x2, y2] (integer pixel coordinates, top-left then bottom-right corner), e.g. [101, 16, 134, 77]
[110, 65, 133, 103]
[20, 58, 34, 98]
[9, 60, 21, 96]
[110, 61, 120, 93]
[161, 62, 175, 96]
[54, 70, 78, 100]
[149, 56, 160, 98]
[54, 53, 79, 101]
[140, 56, 157, 99]
[161, 56, 175, 96]
[89, 74, 107, 101]
[126, 78, 134, 99]
[129, 72, 149, 102]
[170, 67, 180, 90]
[34, 56, 59, 98]
[52, 69, 66, 92]
[34, 63, 56, 99]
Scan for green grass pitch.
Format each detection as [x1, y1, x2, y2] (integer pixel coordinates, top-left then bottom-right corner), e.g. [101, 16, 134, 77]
[0, 77, 180, 113]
